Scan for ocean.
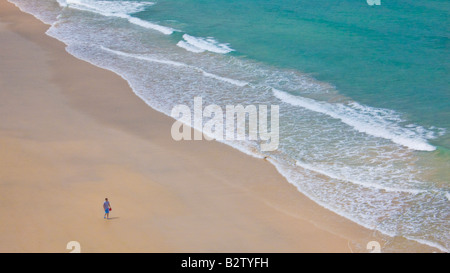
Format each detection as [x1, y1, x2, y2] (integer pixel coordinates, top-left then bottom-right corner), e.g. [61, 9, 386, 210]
[8, 0, 449, 252]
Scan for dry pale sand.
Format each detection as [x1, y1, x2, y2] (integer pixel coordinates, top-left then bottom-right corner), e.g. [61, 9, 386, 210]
[0, 0, 382, 253]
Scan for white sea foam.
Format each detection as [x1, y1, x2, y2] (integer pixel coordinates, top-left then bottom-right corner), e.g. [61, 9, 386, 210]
[58, 0, 174, 35]
[59, 0, 153, 14]
[101, 46, 186, 66]
[270, 157, 450, 253]
[266, 157, 383, 231]
[295, 161, 426, 194]
[178, 34, 234, 54]
[273, 88, 436, 151]
[7, 0, 60, 24]
[56, 0, 68, 7]
[10, 0, 448, 252]
[201, 71, 248, 87]
[405, 237, 449, 253]
[101, 46, 247, 87]
[127, 17, 174, 35]
[176, 40, 206, 53]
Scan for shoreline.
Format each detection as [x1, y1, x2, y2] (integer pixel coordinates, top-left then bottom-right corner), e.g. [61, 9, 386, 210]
[0, 0, 439, 253]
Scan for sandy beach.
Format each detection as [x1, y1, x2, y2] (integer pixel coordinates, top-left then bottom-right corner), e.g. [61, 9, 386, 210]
[0, 0, 390, 253]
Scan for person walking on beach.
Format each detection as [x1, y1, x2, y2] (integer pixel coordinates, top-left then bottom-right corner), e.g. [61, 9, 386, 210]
[103, 198, 112, 219]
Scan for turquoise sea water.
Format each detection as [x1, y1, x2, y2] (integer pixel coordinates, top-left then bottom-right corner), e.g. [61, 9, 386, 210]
[148, 0, 450, 143]
[9, 0, 449, 252]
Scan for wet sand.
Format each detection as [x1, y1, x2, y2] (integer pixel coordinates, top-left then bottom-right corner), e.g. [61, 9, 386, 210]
[0, 0, 382, 253]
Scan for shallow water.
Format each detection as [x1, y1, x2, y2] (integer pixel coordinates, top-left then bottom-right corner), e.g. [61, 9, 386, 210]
[9, 0, 449, 252]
